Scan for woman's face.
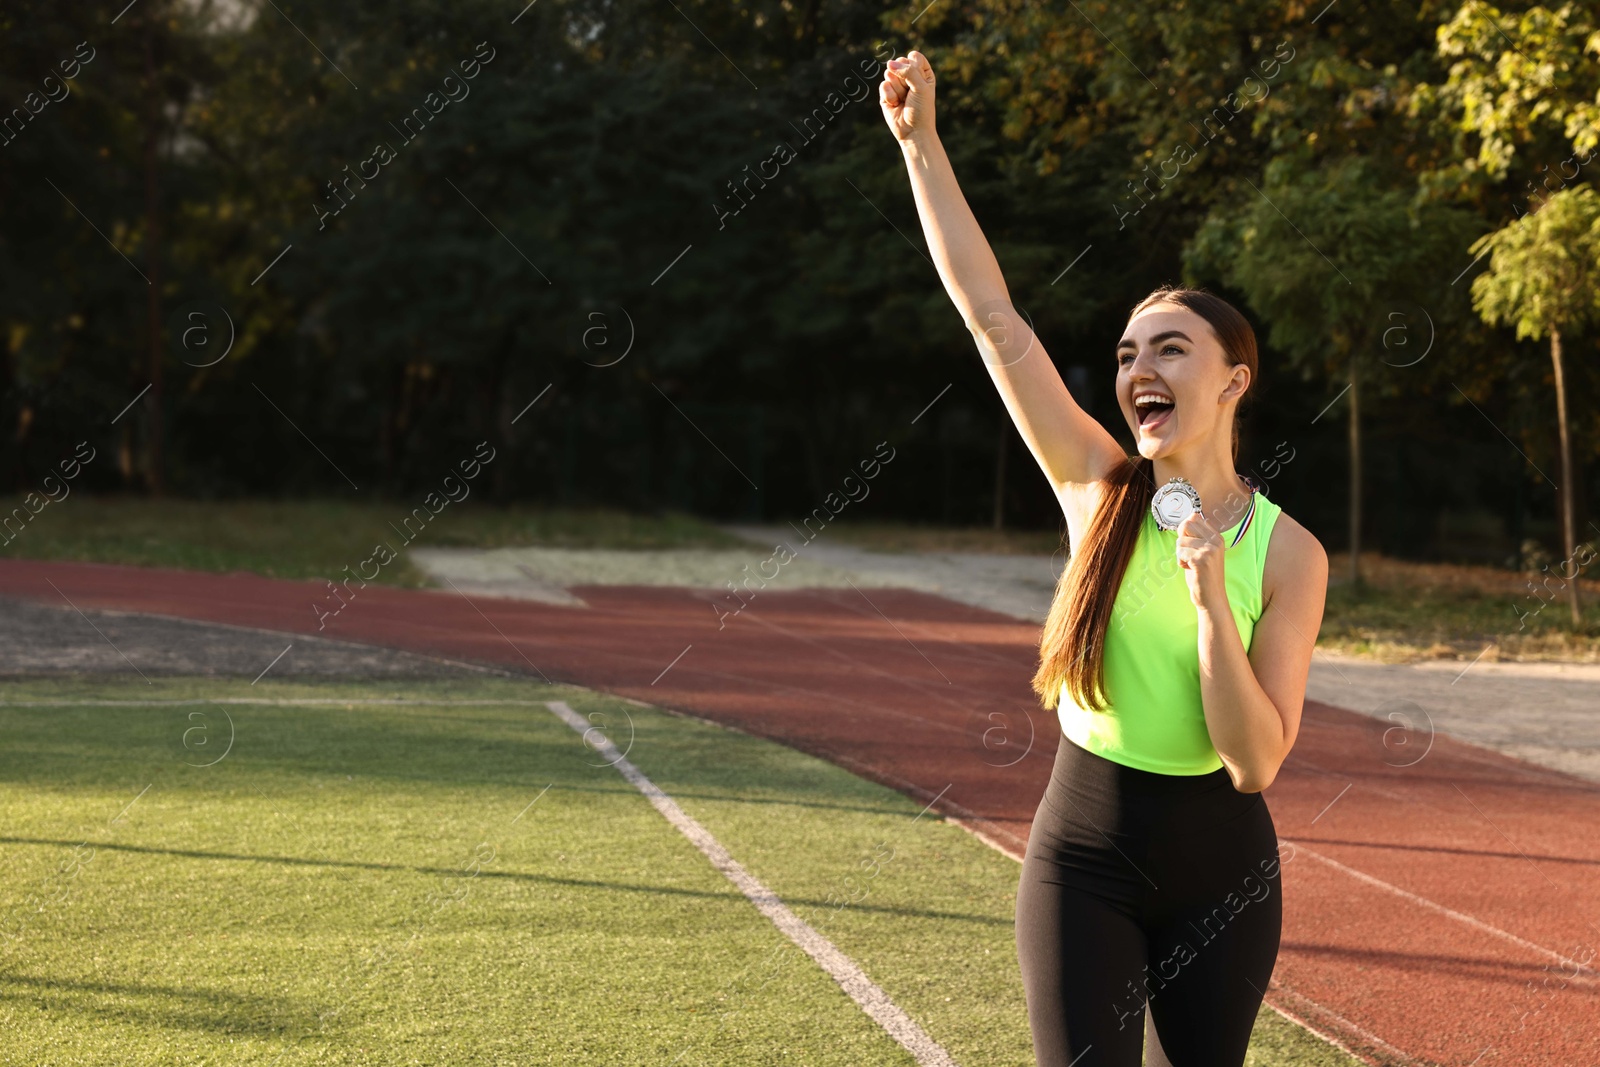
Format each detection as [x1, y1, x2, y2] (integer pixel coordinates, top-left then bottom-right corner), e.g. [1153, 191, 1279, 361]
[1115, 302, 1249, 460]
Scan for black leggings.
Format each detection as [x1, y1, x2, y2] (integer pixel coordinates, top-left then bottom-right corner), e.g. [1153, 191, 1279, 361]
[1015, 737, 1284, 1066]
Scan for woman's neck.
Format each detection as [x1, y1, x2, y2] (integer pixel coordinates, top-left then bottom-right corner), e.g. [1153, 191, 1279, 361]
[1151, 450, 1254, 531]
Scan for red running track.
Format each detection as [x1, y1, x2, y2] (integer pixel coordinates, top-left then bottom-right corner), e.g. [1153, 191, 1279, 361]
[1, 559, 1596, 1066]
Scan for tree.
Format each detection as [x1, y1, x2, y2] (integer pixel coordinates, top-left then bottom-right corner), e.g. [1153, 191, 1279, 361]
[1421, 2, 1599, 192]
[1468, 185, 1600, 626]
[1185, 153, 1479, 583]
[1417, 0, 1600, 622]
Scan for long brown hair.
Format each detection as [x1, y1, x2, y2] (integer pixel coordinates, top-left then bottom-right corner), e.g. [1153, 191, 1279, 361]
[1031, 286, 1259, 712]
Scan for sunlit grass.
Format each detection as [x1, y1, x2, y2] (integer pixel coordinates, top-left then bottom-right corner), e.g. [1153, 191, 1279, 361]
[0, 497, 748, 586]
[1320, 553, 1600, 662]
[0, 674, 1363, 1066]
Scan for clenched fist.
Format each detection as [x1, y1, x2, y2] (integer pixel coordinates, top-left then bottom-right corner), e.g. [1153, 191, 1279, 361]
[1176, 511, 1228, 609]
[879, 50, 937, 144]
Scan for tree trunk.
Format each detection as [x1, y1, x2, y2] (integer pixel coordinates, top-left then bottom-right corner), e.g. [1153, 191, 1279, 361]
[118, 417, 136, 486]
[379, 362, 400, 488]
[1551, 328, 1582, 626]
[487, 336, 513, 503]
[941, 412, 953, 526]
[798, 0, 820, 50]
[493, 385, 514, 504]
[3, 339, 18, 491]
[143, 9, 164, 496]
[992, 416, 1008, 531]
[1348, 358, 1362, 585]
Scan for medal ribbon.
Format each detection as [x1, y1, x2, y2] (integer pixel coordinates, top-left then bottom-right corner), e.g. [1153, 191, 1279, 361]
[1227, 491, 1257, 549]
[1227, 476, 1260, 548]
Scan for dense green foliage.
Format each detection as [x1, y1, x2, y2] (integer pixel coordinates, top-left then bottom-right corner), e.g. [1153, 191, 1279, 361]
[0, 0, 1593, 565]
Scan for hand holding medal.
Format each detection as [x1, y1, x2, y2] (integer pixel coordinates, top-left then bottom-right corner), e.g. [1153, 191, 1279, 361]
[1153, 477, 1227, 607]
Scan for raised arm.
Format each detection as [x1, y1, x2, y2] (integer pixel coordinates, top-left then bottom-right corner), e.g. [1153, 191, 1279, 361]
[880, 51, 1124, 500]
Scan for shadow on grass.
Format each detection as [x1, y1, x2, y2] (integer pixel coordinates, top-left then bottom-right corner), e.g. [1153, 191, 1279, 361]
[0, 972, 321, 1039]
[0, 835, 1010, 928]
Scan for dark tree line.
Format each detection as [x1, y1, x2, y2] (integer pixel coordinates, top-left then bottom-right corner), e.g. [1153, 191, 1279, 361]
[0, 0, 1593, 569]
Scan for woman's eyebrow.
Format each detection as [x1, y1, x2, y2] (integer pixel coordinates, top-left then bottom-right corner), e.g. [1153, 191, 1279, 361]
[1116, 329, 1193, 352]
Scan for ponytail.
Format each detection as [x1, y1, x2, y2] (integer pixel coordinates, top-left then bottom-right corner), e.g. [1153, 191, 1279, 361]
[1031, 456, 1153, 711]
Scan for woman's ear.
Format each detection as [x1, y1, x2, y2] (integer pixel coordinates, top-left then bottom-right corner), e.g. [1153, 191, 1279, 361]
[1220, 363, 1251, 404]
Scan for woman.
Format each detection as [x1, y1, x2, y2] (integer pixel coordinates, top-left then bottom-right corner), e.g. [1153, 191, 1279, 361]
[879, 51, 1329, 1066]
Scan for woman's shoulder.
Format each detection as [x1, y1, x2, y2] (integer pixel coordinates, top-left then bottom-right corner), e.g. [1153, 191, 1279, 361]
[1260, 503, 1328, 600]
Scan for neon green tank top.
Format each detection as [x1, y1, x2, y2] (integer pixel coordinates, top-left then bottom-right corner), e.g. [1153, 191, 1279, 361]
[1056, 487, 1283, 775]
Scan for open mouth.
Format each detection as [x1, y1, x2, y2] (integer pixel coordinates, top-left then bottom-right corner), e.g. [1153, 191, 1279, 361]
[1134, 394, 1175, 429]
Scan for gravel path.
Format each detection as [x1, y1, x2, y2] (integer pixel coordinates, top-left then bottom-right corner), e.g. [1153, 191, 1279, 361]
[0, 596, 480, 679]
[405, 542, 886, 607]
[409, 523, 1069, 621]
[1305, 651, 1600, 783]
[722, 524, 1070, 623]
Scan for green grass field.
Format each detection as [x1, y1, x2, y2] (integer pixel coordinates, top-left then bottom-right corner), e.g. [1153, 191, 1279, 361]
[1318, 552, 1600, 662]
[0, 675, 1362, 1066]
[0, 499, 750, 587]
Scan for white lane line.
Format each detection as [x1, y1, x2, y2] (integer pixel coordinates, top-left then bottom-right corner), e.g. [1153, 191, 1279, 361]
[948, 818, 1023, 860]
[973, 815, 1597, 980]
[1285, 840, 1600, 979]
[543, 699, 960, 1067]
[962, 815, 1589, 1059]
[1263, 985, 1424, 1067]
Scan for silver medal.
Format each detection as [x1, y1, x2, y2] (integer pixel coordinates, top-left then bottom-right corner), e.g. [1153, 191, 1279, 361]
[1150, 477, 1202, 531]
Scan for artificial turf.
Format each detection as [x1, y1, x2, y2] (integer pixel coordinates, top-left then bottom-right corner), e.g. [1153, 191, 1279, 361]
[0, 675, 1364, 1066]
